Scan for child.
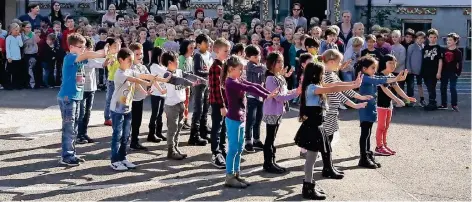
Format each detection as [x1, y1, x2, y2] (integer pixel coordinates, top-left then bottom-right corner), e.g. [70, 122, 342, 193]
[103, 38, 122, 126]
[250, 33, 263, 51]
[109, 48, 162, 171]
[355, 56, 407, 168]
[391, 30, 407, 91]
[178, 40, 196, 129]
[223, 56, 277, 188]
[154, 24, 167, 48]
[244, 45, 266, 153]
[265, 34, 284, 55]
[439, 33, 462, 111]
[129, 43, 168, 150]
[162, 28, 179, 52]
[0, 33, 4, 89]
[361, 34, 383, 60]
[422, 28, 443, 111]
[406, 31, 426, 106]
[343, 37, 364, 82]
[402, 28, 415, 50]
[319, 27, 338, 54]
[190, 34, 214, 146]
[321, 49, 370, 178]
[374, 34, 392, 56]
[208, 38, 231, 168]
[260, 27, 273, 49]
[40, 33, 58, 88]
[294, 62, 361, 200]
[5, 23, 23, 90]
[148, 47, 168, 143]
[375, 54, 416, 155]
[346, 22, 365, 51]
[95, 28, 108, 89]
[62, 16, 75, 54]
[262, 52, 299, 174]
[309, 26, 322, 40]
[162, 51, 207, 160]
[77, 36, 105, 144]
[21, 22, 39, 89]
[58, 33, 107, 166]
[148, 26, 157, 43]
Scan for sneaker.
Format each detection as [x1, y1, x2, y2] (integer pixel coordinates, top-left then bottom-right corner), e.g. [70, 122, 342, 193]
[121, 160, 137, 169]
[452, 105, 459, 112]
[374, 146, 392, 156]
[384, 145, 396, 155]
[437, 105, 448, 110]
[75, 156, 86, 163]
[211, 153, 226, 169]
[84, 135, 95, 143]
[130, 143, 148, 151]
[420, 100, 427, 107]
[76, 138, 88, 144]
[104, 120, 112, 126]
[59, 158, 80, 166]
[253, 140, 264, 150]
[244, 143, 255, 153]
[111, 161, 128, 171]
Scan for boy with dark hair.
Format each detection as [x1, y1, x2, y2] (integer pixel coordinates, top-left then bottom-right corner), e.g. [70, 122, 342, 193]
[39, 33, 58, 88]
[116, 15, 125, 28]
[95, 28, 108, 90]
[190, 34, 214, 146]
[402, 28, 415, 50]
[422, 28, 443, 111]
[57, 33, 107, 166]
[374, 34, 392, 55]
[406, 31, 426, 106]
[438, 33, 462, 111]
[266, 34, 284, 55]
[244, 45, 266, 153]
[319, 27, 338, 54]
[208, 38, 231, 168]
[162, 51, 207, 160]
[62, 16, 75, 53]
[361, 34, 383, 60]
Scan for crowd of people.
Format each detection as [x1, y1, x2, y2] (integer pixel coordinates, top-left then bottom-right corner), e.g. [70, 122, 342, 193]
[0, 1, 465, 200]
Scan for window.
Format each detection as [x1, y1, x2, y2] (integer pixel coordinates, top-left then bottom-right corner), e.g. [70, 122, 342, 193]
[402, 19, 432, 34]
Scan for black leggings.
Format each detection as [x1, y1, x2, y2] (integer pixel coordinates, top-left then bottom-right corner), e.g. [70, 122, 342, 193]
[264, 123, 280, 163]
[359, 121, 374, 155]
[131, 100, 144, 144]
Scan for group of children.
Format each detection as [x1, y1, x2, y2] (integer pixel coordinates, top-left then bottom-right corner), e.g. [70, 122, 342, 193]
[0, 4, 464, 200]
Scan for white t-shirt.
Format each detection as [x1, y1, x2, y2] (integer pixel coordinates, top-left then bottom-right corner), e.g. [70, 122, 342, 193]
[110, 68, 136, 114]
[131, 64, 149, 101]
[150, 63, 167, 97]
[164, 69, 187, 106]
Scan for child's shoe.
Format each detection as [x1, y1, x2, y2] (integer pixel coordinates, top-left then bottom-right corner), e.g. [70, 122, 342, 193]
[374, 146, 392, 156]
[224, 174, 247, 189]
[358, 153, 377, 169]
[76, 138, 88, 144]
[244, 143, 255, 153]
[302, 180, 326, 200]
[235, 172, 251, 186]
[104, 120, 112, 126]
[121, 160, 137, 169]
[59, 158, 80, 166]
[383, 145, 396, 155]
[167, 147, 186, 160]
[452, 105, 459, 112]
[253, 140, 264, 150]
[437, 105, 448, 110]
[367, 151, 381, 168]
[110, 161, 128, 171]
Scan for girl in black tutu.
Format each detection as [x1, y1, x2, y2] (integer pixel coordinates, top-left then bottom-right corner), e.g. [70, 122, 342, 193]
[295, 62, 362, 200]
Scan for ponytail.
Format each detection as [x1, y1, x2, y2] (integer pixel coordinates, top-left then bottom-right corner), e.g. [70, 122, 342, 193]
[221, 63, 229, 88]
[354, 56, 377, 78]
[221, 56, 243, 88]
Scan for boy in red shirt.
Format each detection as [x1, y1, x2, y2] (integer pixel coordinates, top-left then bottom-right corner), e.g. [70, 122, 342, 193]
[62, 16, 75, 53]
[438, 33, 463, 111]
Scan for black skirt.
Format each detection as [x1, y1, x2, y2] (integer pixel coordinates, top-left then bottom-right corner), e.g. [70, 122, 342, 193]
[294, 107, 331, 153]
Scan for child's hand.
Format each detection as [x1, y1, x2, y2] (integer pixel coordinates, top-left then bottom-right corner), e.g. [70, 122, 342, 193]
[395, 99, 405, 107]
[268, 87, 280, 99]
[296, 86, 302, 95]
[285, 67, 295, 77]
[220, 108, 227, 117]
[161, 74, 172, 83]
[353, 74, 363, 88]
[358, 95, 373, 100]
[436, 73, 441, 80]
[340, 59, 352, 70]
[354, 102, 368, 109]
[7, 58, 12, 63]
[408, 97, 416, 103]
[193, 79, 201, 86]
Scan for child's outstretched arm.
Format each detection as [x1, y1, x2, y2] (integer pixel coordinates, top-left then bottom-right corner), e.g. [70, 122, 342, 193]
[380, 85, 405, 106]
[183, 72, 207, 84]
[138, 73, 171, 83]
[126, 76, 152, 87]
[165, 72, 196, 87]
[392, 84, 416, 103]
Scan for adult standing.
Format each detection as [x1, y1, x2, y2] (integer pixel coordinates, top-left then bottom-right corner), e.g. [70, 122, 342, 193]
[213, 5, 225, 26]
[49, 1, 66, 30]
[336, 11, 353, 45]
[168, 5, 179, 22]
[191, 8, 205, 27]
[284, 3, 307, 31]
[101, 4, 118, 24]
[137, 4, 149, 25]
[18, 3, 45, 30]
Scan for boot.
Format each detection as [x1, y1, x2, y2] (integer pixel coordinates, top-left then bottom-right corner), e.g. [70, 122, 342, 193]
[167, 147, 186, 160]
[367, 151, 381, 168]
[147, 134, 162, 143]
[235, 172, 250, 186]
[263, 153, 285, 174]
[188, 125, 207, 146]
[272, 157, 287, 172]
[155, 122, 167, 141]
[224, 174, 247, 188]
[175, 146, 188, 158]
[321, 152, 344, 179]
[199, 124, 211, 142]
[182, 118, 191, 130]
[358, 153, 377, 169]
[302, 180, 326, 200]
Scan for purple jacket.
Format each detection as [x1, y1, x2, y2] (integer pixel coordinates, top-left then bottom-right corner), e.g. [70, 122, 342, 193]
[225, 78, 269, 122]
[263, 74, 299, 115]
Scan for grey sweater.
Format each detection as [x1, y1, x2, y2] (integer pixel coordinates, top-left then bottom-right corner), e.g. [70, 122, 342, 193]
[22, 33, 38, 55]
[245, 61, 267, 100]
[391, 43, 406, 74]
[406, 43, 423, 75]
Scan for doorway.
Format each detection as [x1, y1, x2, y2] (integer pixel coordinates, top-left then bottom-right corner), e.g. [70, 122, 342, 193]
[0, 0, 4, 24]
[292, 0, 327, 25]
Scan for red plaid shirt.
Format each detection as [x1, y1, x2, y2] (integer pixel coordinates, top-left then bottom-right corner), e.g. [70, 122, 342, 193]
[208, 59, 227, 108]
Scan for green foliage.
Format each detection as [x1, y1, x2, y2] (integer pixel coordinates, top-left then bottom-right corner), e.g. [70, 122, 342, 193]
[224, 1, 260, 24]
[360, 7, 402, 30]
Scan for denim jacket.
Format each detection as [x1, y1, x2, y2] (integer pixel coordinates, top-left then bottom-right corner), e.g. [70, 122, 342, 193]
[358, 73, 388, 122]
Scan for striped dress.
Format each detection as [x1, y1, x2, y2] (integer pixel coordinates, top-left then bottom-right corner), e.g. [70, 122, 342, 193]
[322, 71, 360, 136]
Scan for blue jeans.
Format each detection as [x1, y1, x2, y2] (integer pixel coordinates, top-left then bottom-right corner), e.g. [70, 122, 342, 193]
[78, 91, 95, 139]
[341, 71, 354, 82]
[245, 98, 263, 142]
[104, 80, 115, 121]
[58, 98, 80, 161]
[225, 117, 245, 174]
[42, 62, 54, 87]
[440, 73, 458, 106]
[110, 111, 132, 163]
